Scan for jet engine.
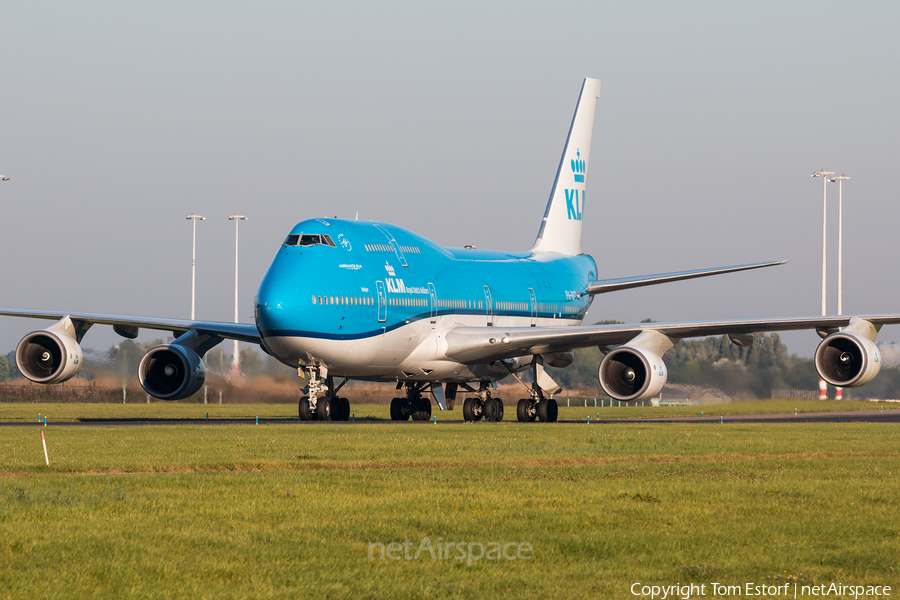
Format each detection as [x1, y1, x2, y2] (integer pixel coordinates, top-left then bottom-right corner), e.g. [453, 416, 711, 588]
[138, 344, 206, 400]
[815, 332, 881, 388]
[16, 329, 83, 384]
[598, 345, 667, 402]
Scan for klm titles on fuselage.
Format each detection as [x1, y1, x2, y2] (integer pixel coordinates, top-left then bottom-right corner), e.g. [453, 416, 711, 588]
[566, 149, 585, 221]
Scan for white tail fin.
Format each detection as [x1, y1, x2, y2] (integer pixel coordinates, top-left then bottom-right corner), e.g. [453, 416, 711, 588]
[530, 78, 601, 255]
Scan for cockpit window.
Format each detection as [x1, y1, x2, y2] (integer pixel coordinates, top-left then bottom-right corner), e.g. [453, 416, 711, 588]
[283, 234, 336, 247]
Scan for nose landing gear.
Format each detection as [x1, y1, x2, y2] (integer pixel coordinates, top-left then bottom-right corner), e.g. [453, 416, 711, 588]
[297, 366, 352, 422]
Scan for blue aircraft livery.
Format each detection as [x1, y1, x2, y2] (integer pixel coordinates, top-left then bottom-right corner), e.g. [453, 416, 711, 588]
[3, 77, 899, 424]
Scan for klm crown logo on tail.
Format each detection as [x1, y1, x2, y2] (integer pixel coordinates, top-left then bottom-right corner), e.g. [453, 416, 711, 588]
[571, 149, 585, 183]
[566, 148, 585, 220]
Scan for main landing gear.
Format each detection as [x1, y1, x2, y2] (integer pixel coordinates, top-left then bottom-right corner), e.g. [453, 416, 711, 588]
[509, 358, 559, 423]
[515, 396, 557, 422]
[390, 382, 433, 421]
[462, 382, 504, 422]
[297, 366, 351, 422]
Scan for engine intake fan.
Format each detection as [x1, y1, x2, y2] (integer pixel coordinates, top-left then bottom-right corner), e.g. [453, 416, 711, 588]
[599, 345, 667, 403]
[815, 331, 881, 388]
[139, 344, 206, 400]
[16, 329, 83, 384]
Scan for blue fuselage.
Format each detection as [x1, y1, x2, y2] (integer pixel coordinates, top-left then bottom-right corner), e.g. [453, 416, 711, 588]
[254, 218, 596, 381]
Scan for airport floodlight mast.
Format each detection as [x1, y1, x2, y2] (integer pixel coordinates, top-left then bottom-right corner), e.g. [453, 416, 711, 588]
[810, 169, 835, 399]
[810, 169, 835, 316]
[827, 175, 851, 316]
[228, 214, 249, 374]
[185, 214, 206, 320]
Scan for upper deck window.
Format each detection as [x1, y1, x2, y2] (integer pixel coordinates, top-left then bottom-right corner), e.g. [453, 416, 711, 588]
[283, 234, 336, 247]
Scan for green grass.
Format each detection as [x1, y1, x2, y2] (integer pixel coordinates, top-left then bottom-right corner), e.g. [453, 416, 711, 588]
[0, 398, 895, 423]
[1, 422, 899, 598]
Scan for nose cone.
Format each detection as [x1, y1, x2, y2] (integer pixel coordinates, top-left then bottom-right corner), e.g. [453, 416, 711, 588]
[255, 258, 307, 337]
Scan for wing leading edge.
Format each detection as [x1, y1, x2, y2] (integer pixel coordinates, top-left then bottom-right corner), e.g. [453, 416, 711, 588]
[0, 309, 261, 344]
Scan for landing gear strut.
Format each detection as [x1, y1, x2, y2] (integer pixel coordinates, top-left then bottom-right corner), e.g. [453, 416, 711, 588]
[297, 366, 351, 422]
[462, 382, 503, 422]
[390, 383, 433, 421]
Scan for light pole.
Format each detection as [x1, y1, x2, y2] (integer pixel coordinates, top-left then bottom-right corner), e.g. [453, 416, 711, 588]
[827, 174, 851, 316]
[810, 169, 835, 316]
[228, 214, 248, 374]
[810, 169, 835, 400]
[186, 214, 206, 320]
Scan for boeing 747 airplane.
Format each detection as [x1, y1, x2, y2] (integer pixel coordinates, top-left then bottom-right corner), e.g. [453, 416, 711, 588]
[3, 78, 897, 422]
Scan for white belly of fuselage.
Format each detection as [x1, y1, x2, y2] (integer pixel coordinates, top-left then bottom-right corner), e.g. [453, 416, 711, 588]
[262, 312, 582, 382]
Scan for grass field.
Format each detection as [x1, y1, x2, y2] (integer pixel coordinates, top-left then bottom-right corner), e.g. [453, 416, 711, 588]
[1, 407, 899, 598]
[0, 398, 895, 423]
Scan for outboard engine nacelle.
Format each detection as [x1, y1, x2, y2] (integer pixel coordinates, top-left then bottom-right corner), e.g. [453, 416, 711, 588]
[139, 344, 206, 400]
[815, 332, 881, 387]
[598, 346, 667, 402]
[16, 329, 83, 384]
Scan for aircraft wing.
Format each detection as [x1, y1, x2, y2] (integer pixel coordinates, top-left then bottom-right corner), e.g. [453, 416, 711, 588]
[443, 314, 900, 364]
[0, 309, 261, 344]
[586, 260, 787, 295]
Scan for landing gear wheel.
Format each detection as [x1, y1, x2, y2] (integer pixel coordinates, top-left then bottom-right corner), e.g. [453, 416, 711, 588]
[463, 397, 482, 422]
[485, 398, 504, 422]
[537, 399, 558, 423]
[331, 397, 350, 421]
[411, 398, 432, 421]
[316, 397, 331, 421]
[299, 396, 312, 421]
[517, 398, 536, 422]
[390, 397, 408, 421]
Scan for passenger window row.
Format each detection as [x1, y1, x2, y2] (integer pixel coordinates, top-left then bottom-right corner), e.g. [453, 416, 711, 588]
[309, 294, 579, 314]
[312, 296, 374, 306]
[364, 244, 421, 254]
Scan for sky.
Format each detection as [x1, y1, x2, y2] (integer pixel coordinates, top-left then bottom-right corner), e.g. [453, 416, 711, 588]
[1, 1, 899, 362]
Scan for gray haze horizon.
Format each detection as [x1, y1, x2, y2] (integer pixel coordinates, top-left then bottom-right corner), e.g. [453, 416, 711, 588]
[2, 1, 899, 371]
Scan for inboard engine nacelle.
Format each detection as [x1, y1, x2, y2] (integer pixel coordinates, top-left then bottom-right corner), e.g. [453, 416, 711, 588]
[139, 344, 206, 400]
[16, 328, 83, 384]
[598, 345, 667, 403]
[815, 331, 881, 388]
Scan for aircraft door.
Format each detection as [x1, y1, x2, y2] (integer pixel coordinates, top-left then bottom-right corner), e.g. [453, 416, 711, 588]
[483, 285, 493, 327]
[428, 283, 437, 323]
[376, 281, 387, 323]
[373, 224, 408, 267]
[529, 287, 537, 327]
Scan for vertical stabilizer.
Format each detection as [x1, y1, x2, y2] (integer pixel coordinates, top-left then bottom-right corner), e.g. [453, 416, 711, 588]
[530, 78, 601, 255]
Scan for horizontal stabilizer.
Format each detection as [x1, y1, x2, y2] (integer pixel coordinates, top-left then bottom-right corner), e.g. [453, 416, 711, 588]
[586, 260, 787, 295]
